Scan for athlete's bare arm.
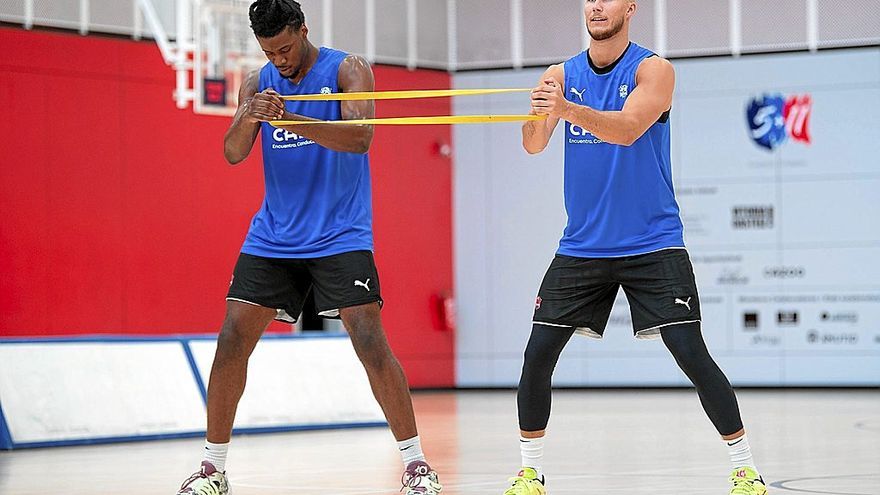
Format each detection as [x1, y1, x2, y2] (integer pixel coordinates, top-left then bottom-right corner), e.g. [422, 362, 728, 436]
[522, 64, 564, 154]
[224, 69, 283, 165]
[270, 55, 375, 154]
[531, 56, 675, 146]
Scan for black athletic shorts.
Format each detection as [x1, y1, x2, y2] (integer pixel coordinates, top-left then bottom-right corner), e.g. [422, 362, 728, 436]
[226, 250, 382, 323]
[532, 248, 701, 339]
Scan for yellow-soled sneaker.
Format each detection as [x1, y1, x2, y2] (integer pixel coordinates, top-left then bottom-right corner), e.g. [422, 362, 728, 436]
[729, 467, 768, 495]
[176, 461, 229, 495]
[503, 467, 546, 495]
[401, 460, 442, 495]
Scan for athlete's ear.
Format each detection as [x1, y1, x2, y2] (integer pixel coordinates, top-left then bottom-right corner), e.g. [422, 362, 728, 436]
[300, 23, 309, 39]
[626, 1, 637, 18]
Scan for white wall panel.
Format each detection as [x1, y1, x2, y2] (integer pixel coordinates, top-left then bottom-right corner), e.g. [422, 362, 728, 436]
[0, 342, 205, 445]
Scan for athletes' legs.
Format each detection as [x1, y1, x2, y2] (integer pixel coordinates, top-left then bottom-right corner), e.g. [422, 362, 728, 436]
[516, 324, 575, 487]
[340, 303, 418, 441]
[340, 304, 443, 495]
[206, 301, 276, 443]
[522, 255, 615, 438]
[504, 256, 615, 494]
[619, 250, 767, 494]
[661, 322, 767, 493]
[177, 254, 308, 495]
[518, 325, 576, 436]
[660, 322, 743, 437]
[309, 251, 441, 493]
[174, 301, 275, 495]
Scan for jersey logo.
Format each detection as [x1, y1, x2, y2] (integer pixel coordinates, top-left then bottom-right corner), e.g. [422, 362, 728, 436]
[273, 129, 305, 142]
[354, 279, 371, 291]
[321, 86, 332, 94]
[271, 128, 316, 149]
[675, 297, 692, 311]
[570, 87, 586, 102]
[619, 84, 629, 98]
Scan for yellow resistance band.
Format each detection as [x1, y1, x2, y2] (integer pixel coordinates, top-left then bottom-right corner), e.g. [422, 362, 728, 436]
[270, 114, 546, 126]
[272, 88, 540, 125]
[281, 87, 531, 101]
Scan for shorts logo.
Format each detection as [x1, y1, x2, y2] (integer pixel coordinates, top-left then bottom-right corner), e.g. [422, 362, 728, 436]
[674, 297, 692, 311]
[354, 278, 371, 292]
[535, 296, 543, 310]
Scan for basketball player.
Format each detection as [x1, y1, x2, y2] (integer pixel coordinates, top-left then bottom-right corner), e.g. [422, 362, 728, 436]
[502, 1, 768, 494]
[175, 1, 442, 494]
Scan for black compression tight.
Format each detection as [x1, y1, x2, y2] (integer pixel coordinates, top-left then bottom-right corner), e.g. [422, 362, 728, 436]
[517, 322, 744, 436]
[517, 325, 576, 432]
[660, 322, 744, 436]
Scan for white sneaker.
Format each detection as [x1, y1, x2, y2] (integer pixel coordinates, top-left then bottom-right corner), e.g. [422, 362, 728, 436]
[176, 461, 229, 495]
[401, 460, 443, 495]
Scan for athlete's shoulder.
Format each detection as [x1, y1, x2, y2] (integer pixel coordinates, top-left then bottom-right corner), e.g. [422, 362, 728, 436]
[562, 50, 587, 72]
[304, 46, 344, 72]
[246, 67, 262, 84]
[243, 65, 269, 95]
[564, 50, 587, 64]
[319, 46, 350, 64]
[337, 53, 375, 92]
[636, 55, 675, 84]
[339, 53, 372, 72]
[544, 62, 565, 83]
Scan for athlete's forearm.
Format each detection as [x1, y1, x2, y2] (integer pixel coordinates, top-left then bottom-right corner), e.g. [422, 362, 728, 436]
[561, 104, 641, 146]
[224, 113, 261, 165]
[522, 114, 559, 154]
[522, 121, 549, 154]
[276, 112, 373, 154]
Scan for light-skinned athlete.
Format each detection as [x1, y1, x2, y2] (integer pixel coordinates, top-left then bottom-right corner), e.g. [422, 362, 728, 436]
[175, 1, 441, 494]
[502, 1, 768, 495]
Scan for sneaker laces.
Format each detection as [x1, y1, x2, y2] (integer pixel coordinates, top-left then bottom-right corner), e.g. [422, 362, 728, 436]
[729, 469, 762, 495]
[400, 462, 432, 493]
[504, 476, 533, 495]
[179, 469, 223, 495]
[180, 470, 205, 490]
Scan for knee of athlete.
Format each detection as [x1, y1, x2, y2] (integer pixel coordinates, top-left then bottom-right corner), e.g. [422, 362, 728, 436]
[216, 322, 250, 357]
[668, 341, 720, 381]
[350, 327, 392, 369]
[522, 343, 559, 381]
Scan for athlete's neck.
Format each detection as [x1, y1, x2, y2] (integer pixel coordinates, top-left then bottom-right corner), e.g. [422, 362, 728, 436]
[288, 43, 320, 84]
[587, 33, 631, 69]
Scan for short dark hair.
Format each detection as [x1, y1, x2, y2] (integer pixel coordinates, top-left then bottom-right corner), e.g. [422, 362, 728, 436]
[249, 0, 305, 38]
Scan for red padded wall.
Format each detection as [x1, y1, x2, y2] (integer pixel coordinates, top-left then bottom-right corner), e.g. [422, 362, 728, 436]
[0, 27, 454, 387]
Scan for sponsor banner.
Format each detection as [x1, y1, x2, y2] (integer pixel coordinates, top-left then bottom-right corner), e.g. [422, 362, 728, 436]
[729, 292, 880, 351]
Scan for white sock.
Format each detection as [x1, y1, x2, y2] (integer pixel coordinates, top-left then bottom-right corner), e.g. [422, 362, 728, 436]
[204, 441, 230, 472]
[520, 436, 544, 479]
[398, 436, 427, 467]
[726, 434, 756, 470]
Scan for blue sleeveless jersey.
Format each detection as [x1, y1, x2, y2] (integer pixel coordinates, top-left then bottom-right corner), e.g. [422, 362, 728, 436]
[559, 42, 684, 258]
[241, 47, 373, 258]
